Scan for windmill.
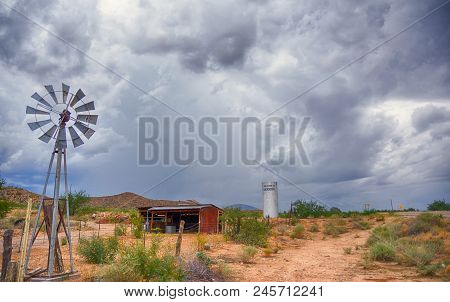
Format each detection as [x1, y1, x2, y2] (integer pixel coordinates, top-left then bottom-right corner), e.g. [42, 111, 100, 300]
[24, 83, 97, 279]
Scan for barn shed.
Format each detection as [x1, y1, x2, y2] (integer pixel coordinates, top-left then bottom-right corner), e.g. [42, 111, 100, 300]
[138, 204, 223, 234]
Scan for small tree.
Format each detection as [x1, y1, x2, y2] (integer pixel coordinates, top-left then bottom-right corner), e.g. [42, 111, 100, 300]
[0, 199, 14, 218]
[427, 200, 450, 211]
[0, 178, 6, 189]
[130, 210, 144, 238]
[68, 190, 90, 215]
[292, 200, 328, 218]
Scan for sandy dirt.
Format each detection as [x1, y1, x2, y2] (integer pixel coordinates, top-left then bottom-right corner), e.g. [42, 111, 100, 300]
[1, 217, 441, 282]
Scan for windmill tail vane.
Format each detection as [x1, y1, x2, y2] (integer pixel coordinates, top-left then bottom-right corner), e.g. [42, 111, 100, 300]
[24, 83, 98, 280]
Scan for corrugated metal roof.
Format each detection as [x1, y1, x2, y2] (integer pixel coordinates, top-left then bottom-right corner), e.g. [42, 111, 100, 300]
[142, 204, 223, 211]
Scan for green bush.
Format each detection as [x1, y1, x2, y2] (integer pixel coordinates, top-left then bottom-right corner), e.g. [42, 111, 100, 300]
[292, 200, 328, 218]
[0, 199, 16, 219]
[196, 251, 213, 266]
[68, 190, 90, 215]
[235, 219, 270, 247]
[61, 237, 67, 246]
[323, 220, 347, 237]
[397, 238, 444, 267]
[417, 263, 443, 276]
[240, 246, 257, 263]
[353, 220, 371, 230]
[114, 224, 127, 236]
[369, 242, 396, 261]
[290, 224, 305, 239]
[366, 224, 401, 246]
[427, 200, 450, 211]
[130, 210, 144, 238]
[78, 236, 119, 264]
[308, 224, 320, 232]
[408, 213, 444, 235]
[100, 243, 184, 282]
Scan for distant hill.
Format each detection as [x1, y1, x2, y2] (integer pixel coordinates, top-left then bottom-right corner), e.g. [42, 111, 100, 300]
[88, 192, 198, 209]
[0, 187, 199, 209]
[226, 204, 261, 211]
[0, 187, 42, 203]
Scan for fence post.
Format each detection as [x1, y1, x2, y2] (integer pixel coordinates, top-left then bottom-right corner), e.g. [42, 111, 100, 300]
[1, 229, 13, 281]
[5, 261, 18, 282]
[143, 228, 146, 247]
[175, 220, 185, 258]
[17, 198, 32, 282]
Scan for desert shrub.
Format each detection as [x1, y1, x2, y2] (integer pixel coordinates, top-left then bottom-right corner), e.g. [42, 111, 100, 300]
[276, 224, 290, 235]
[240, 246, 258, 263]
[183, 258, 218, 282]
[0, 199, 19, 219]
[0, 217, 16, 229]
[130, 210, 144, 238]
[397, 238, 444, 267]
[61, 237, 67, 246]
[369, 242, 396, 261]
[427, 200, 450, 211]
[343, 247, 352, 255]
[375, 214, 385, 221]
[417, 263, 443, 276]
[196, 233, 207, 251]
[78, 236, 119, 264]
[215, 261, 233, 280]
[408, 213, 444, 235]
[114, 224, 126, 236]
[196, 251, 213, 266]
[100, 243, 184, 282]
[353, 220, 371, 230]
[308, 224, 320, 232]
[235, 219, 270, 247]
[262, 248, 273, 257]
[366, 224, 401, 246]
[290, 224, 306, 239]
[323, 220, 347, 237]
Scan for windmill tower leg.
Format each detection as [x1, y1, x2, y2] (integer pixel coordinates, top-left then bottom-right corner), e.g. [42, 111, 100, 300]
[63, 149, 74, 272]
[24, 147, 56, 272]
[48, 148, 63, 277]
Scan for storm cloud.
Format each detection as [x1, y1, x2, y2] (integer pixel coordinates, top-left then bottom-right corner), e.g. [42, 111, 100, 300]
[0, 0, 449, 211]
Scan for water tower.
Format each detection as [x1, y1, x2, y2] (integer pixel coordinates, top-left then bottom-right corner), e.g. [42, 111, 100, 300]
[262, 181, 278, 218]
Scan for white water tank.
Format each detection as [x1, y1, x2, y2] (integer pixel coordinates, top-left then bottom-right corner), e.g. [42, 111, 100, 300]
[262, 181, 278, 218]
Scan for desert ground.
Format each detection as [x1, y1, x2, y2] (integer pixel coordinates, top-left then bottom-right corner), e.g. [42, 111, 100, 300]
[2, 213, 447, 282]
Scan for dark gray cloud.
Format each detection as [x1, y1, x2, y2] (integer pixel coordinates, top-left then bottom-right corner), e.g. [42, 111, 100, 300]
[411, 104, 450, 133]
[0, 0, 449, 211]
[0, 0, 96, 77]
[128, 2, 257, 72]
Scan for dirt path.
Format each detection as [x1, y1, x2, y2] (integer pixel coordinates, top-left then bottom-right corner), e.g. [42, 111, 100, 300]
[210, 228, 433, 282]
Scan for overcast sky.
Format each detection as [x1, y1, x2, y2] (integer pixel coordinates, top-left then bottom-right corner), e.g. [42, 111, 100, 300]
[1, 0, 449, 211]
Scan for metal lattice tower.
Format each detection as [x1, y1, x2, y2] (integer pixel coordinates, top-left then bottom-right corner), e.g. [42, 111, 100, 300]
[24, 83, 98, 279]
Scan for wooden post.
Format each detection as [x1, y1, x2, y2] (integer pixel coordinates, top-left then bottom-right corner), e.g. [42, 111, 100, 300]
[5, 261, 18, 282]
[150, 212, 154, 232]
[175, 220, 185, 257]
[1, 229, 13, 281]
[17, 198, 32, 282]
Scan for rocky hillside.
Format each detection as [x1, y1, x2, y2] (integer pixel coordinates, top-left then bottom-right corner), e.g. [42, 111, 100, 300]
[0, 187, 199, 209]
[0, 187, 42, 203]
[88, 192, 199, 209]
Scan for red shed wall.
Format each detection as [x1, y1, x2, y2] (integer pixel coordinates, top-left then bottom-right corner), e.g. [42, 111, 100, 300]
[199, 207, 219, 233]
